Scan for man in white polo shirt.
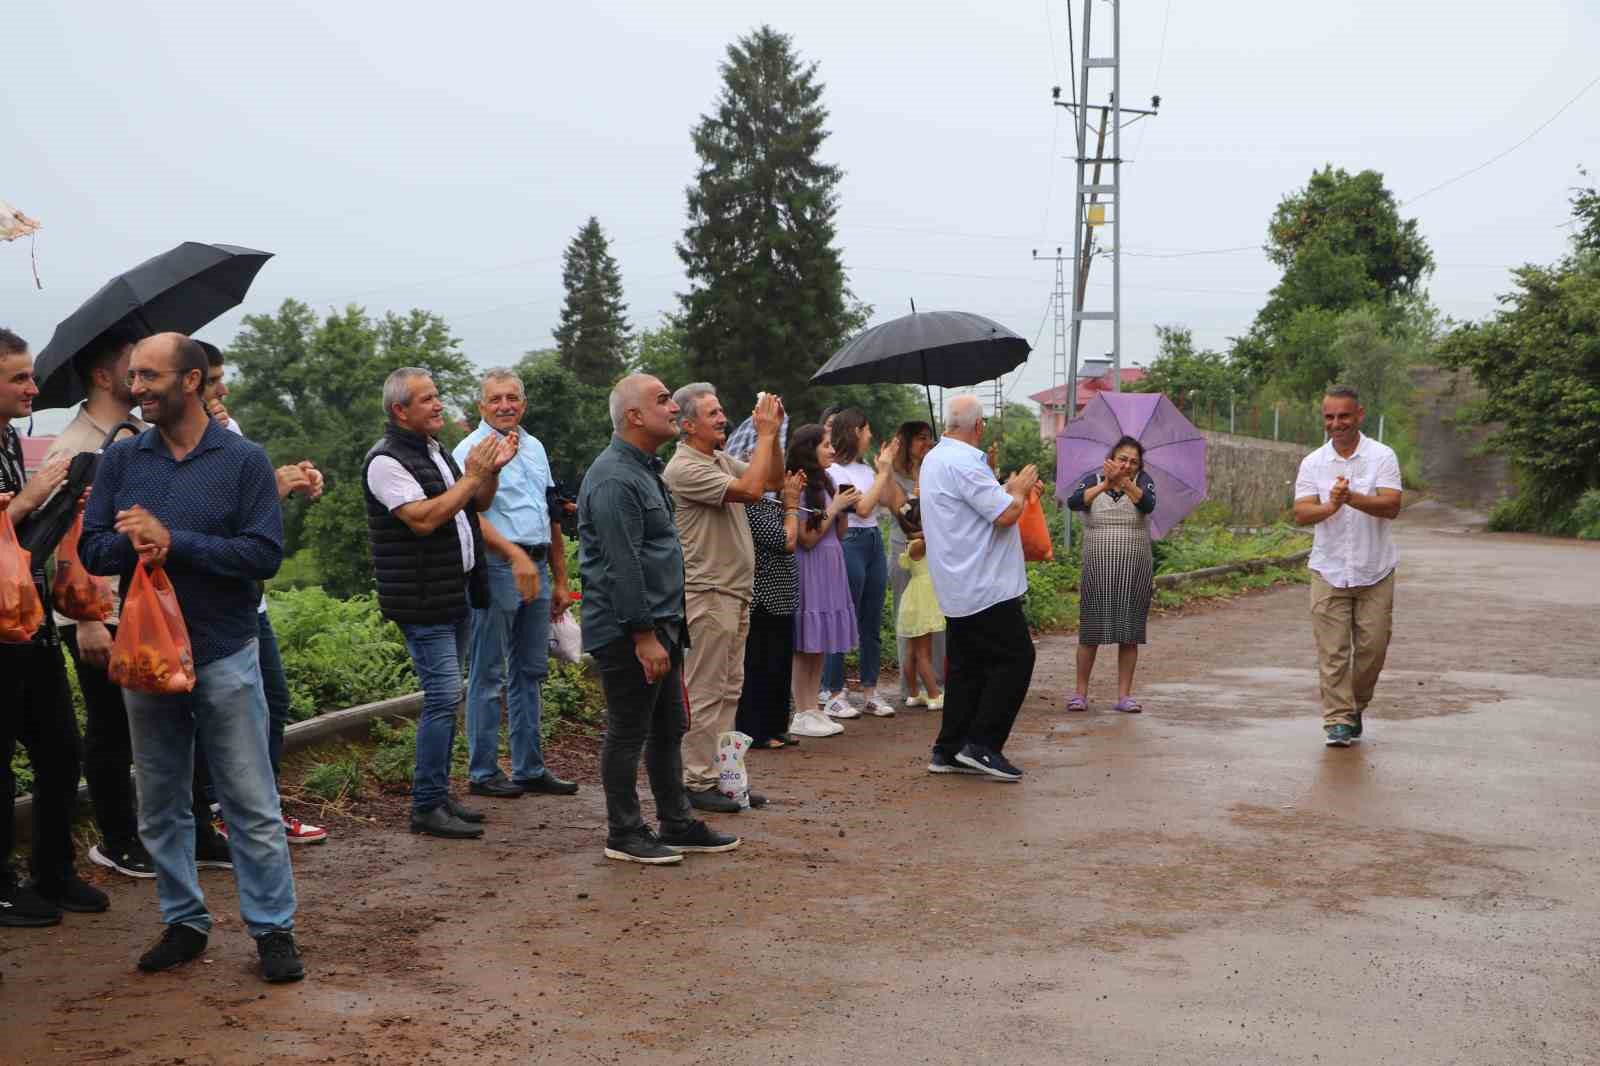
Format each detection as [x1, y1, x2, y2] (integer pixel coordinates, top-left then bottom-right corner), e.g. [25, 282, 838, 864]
[917, 394, 1040, 781]
[1293, 384, 1404, 748]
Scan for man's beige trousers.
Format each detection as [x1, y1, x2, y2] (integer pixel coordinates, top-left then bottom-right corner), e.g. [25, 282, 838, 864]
[1309, 570, 1394, 728]
[681, 589, 751, 792]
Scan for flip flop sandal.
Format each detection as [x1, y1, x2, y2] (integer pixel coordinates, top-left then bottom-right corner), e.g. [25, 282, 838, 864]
[1113, 697, 1143, 714]
[779, 734, 801, 746]
[757, 738, 786, 750]
[1065, 693, 1089, 712]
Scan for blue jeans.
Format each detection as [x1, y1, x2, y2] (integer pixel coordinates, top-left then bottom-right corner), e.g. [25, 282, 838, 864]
[124, 641, 296, 937]
[399, 618, 470, 815]
[258, 609, 291, 779]
[466, 556, 552, 783]
[823, 525, 888, 692]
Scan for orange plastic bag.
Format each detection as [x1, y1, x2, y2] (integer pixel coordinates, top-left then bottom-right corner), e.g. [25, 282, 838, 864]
[51, 510, 115, 622]
[0, 510, 45, 643]
[1020, 488, 1054, 563]
[108, 563, 195, 694]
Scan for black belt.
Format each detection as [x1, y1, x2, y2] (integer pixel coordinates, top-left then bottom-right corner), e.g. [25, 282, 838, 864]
[515, 543, 549, 561]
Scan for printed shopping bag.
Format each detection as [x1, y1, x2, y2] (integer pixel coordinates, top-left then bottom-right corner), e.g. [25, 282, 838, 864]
[549, 609, 582, 663]
[51, 510, 114, 622]
[108, 563, 195, 694]
[1020, 488, 1054, 562]
[0, 510, 44, 642]
[716, 730, 753, 808]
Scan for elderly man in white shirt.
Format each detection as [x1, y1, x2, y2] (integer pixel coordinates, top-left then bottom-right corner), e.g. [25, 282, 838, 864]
[1293, 384, 1404, 748]
[917, 395, 1040, 781]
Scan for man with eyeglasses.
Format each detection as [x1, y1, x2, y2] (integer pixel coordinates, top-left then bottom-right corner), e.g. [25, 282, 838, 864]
[80, 332, 305, 983]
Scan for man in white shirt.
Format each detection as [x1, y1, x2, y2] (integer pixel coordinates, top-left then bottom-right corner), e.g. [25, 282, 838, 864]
[917, 395, 1040, 781]
[1293, 384, 1404, 747]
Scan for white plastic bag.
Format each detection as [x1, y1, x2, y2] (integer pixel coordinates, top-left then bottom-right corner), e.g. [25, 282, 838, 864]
[716, 731, 753, 808]
[549, 609, 582, 663]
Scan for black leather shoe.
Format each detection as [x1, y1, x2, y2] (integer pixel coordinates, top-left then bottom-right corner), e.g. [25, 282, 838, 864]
[468, 773, 524, 798]
[409, 806, 484, 839]
[686, 789, 741, 814]
[747, 791, 769, 809]
[516, 772, 579, 796]
[445, 797, 486, 824]
[30, 873, 109, 914]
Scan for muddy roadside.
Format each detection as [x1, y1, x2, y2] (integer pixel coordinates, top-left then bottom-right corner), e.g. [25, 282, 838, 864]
[2, 516, 1596, 1065]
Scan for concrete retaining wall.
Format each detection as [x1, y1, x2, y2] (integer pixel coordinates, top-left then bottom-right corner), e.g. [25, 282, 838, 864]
[1200, 429, 1307, 525]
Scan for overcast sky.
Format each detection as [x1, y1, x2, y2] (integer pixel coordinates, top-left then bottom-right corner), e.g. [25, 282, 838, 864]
[5, 0, 1597, 432]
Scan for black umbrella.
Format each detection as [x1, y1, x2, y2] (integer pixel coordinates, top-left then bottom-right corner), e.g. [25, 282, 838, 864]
[33, 242, 273, 410]
[810, 310, 1031, 427]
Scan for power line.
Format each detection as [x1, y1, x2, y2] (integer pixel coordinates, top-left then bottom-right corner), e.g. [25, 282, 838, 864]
[1402, 72, 1600, 206]
[1132, 0, 1175, 162]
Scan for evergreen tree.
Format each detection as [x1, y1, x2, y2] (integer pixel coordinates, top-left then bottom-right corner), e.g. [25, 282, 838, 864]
[677, 25, 850, 418]
[553, 216, 631, 387]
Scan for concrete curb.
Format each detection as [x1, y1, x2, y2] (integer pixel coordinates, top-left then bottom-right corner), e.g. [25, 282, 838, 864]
[1154, 549, 1311, 589]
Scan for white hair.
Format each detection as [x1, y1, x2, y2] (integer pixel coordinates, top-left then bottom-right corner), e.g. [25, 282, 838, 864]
[671, 382, 717, 428]
[383, 367, 432, 421]
[479, 367, 525, 400]
[944, 394, 984, 432]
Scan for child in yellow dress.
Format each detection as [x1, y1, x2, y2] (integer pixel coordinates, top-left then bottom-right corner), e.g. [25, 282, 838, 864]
[894, 499, 945, 710]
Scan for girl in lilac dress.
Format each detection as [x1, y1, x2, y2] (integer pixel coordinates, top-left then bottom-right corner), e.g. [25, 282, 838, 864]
[786, 424, 860, 738]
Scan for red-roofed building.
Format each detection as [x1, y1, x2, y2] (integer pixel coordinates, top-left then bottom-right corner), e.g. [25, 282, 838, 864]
[20, 435, 56, 477]
[1029, 361, 1147, 442]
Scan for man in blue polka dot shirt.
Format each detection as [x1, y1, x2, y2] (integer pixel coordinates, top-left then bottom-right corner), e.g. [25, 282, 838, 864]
[81, 332, 305, 984]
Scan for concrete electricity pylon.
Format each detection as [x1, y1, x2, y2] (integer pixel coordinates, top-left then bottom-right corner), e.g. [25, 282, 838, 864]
[1051, 0, 1159, 432]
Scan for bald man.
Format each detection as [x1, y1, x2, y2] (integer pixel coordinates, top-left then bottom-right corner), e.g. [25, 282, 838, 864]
[80, 332, 304, 983]
[917, 395, 1039, 781]
[577, 374, 739, 865]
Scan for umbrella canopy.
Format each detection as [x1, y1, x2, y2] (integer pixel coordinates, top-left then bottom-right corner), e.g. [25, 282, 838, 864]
[1056, 391, 1207, 540]
[811, 311, 1030, 389]
[33, 242, 273, 410]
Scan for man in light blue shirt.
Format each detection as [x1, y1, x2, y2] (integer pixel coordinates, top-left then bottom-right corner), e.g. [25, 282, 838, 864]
[918, 395, 1040, 782]
[452, 369, 579, 798]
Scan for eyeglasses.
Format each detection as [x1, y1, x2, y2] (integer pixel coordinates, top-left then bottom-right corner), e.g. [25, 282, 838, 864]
[126, 369, 179, 385]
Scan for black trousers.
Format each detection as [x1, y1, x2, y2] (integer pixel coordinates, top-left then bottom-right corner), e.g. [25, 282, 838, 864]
[0, 642, 82, 886]
[593, 630, 695, 839]
[934, 596, 1036, 757]
[62, 624, 140, 849]
[735, 606, 794, 745]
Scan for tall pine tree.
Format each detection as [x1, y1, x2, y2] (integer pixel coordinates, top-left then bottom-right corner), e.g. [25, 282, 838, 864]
[677, 25, 850, 419]
[553, 216, 631, 387]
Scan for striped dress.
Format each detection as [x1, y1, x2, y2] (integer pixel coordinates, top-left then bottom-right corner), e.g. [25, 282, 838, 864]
[1068, 471, 1156, 646]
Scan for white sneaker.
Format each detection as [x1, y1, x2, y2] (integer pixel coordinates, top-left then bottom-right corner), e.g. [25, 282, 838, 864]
[926, 694, 944, 711]
[863, 696, 896, 718]
[904, 694, 927, 707]
[824, 695, 860, 720]
[790, 711, 843, 738]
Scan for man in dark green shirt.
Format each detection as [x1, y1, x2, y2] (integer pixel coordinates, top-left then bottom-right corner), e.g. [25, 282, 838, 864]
[577, 374, 739, 865]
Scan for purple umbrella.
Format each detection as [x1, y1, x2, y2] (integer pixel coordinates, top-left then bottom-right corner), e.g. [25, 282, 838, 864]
[1055, 391, 1207, 540]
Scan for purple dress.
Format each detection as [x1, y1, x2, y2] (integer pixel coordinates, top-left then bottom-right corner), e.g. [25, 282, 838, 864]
[793, 493, 859, 654]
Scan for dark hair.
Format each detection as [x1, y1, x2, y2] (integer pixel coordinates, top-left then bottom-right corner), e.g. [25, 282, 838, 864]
[785, 423, 831, 531]
[829, 407, 869, 464]
[892, 497, 922, 538]
[1107, 435, 1144, 466]
[175, 336, 209, 394]
[198, 340, 224, 369]
[818, 403, 846, 426]
[893, 420, 933, 476]
[1324, 383, 1360, 404]
[75, 325, 142, 389]
[0, 327, 27, 357]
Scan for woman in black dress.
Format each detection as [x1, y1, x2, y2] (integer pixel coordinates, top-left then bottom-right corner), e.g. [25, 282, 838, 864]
[1065, 436, 1157, 713]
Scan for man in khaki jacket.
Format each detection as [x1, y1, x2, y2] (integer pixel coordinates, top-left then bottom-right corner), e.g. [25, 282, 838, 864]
[662, 385, 783, 813]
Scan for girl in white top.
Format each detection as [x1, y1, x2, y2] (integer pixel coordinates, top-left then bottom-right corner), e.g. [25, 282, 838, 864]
[819, 408, 900, 718]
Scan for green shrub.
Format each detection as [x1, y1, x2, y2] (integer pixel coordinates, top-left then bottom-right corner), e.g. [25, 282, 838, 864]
[268, 549, 324, 592]
[1572, 489, 1600, 540]
[268, 587, 415, 721]
[542, 660, 604, 739]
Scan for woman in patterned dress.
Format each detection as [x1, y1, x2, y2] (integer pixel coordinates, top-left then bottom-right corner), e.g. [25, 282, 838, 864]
[1065, 436, 1157, 713]
[734, 470, 807, 749]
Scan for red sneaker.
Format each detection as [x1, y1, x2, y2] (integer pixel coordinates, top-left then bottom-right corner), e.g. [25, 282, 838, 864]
[283, 815, 328, 845]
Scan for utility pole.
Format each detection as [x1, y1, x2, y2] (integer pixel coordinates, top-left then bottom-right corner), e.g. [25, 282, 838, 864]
[1031, 247, 1070, 439]
[1051, 0, 1158, 426]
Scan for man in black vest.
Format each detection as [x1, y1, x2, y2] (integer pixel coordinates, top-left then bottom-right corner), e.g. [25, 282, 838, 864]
[364, 367, 515, 840]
